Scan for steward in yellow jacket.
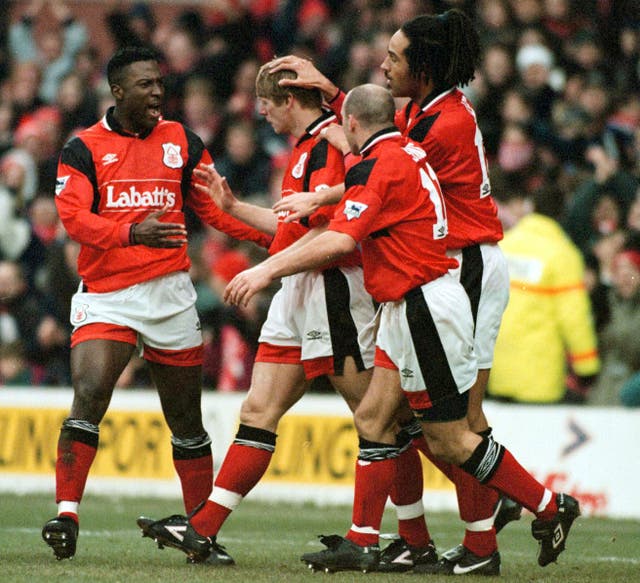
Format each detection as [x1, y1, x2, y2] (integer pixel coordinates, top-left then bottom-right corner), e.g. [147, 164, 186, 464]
[489, 189, 601, 403]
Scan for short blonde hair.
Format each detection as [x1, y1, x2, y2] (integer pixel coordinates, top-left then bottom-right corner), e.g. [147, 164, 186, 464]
[255, 60, 322, 109]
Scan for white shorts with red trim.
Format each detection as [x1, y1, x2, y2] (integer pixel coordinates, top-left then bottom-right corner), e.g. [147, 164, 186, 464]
[375, 273, 477, 410]
[257, 266, 376, 376]
[69, 271, 202, 361]
[447, 243, 509, 369]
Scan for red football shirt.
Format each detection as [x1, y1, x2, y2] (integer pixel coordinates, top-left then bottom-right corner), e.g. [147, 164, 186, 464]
[328, 129, 457, 302]
[271, 109, 360, 268]
[330, 88, 503, 249]
[55, 109, 271, 292]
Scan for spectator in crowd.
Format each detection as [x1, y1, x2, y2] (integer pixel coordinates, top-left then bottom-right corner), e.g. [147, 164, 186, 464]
[37, 236, 80, 332]
[8, 0, 87, 104]
[589, 247, 640, 407]
[72, 46, 103, 92]
[496, 122, 537, 174]
[187, 230, 267, 391]
[4, 61, 44, 133]
[563, 144, 639, 257]
[0, 177, 32, 263]
[213, 119, 272, 205]
[471, 41, 517, 157]
[613, 22, 640, 93]
[589, 228, 627, 295]
[563, 29, 608, 84]
[626, 187, 640, 233]
[13, 105, 64, 194]
[540, 0, 584, 56]
[515, 42, 558, 124]
[55, 71, 99, 139]
[490, 176, 601, 403]
[180, 77, 224, 156]
[270, 0, 332, 58]
[106, 2, 156, 51]
[509, 0, 543, 32]
[0, 341, 35, 386]
[0, 259, 69, 384]
[159, 26, 206, 121]
[29, 195, 61, 247]
[224, 57, 261, 122]
[0, 145, 38, 215]
[0, 100, 15, 157]
[547, 99, 590, 168]
[475, 0, 518, 48]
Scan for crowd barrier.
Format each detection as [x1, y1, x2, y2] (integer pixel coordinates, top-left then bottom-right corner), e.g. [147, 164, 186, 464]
[0, 388, 637, 518]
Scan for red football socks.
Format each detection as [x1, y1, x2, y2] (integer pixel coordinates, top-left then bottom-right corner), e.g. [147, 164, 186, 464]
[173, 454, 213, 514]
[391, 446, 431, 547]
[346, 456, 396, 547]
[191, 443, 273, 536]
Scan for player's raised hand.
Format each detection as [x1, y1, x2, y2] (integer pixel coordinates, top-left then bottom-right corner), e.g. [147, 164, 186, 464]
[194, 163, 237, 212]
[133, 205, 187, 247]
[268, 55, 338, 101]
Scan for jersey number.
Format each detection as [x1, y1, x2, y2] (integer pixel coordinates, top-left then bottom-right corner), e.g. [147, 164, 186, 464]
[420, 166, 448, 240]
[474, 126, 491, 198]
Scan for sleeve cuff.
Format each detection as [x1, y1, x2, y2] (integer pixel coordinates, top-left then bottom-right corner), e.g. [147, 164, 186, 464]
[327, 87, 343, 104]
[119, 223, 133, 246]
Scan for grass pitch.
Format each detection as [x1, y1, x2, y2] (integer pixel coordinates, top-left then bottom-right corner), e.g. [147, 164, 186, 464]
[3, 493, 639, 582]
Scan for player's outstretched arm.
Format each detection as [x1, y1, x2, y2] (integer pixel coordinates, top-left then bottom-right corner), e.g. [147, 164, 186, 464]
[273, 184, 345, 223]
[194, 163, 278, 235]
[224, 230, 356, 306]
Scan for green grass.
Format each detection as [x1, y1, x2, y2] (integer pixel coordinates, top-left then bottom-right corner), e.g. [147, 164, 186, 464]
[4, 493, 639, 582]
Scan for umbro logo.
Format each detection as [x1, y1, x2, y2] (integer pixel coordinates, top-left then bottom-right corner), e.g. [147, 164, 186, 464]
[401, 368, 414, 379]
[102, 153, 119, 165]
[552, 523, 564, 548]
[435, 224, 446, 239]
[306, 330, 322, 340]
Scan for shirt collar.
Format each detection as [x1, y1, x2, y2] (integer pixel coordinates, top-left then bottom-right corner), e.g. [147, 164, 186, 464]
[418, 86, 456, 113]
[297, 108, 339, 146]
[359, 127, 402, 157]
[102, 106, 155, 139]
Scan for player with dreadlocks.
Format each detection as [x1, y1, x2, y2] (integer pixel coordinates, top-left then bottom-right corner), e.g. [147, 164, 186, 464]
[269, 8, 577, 576]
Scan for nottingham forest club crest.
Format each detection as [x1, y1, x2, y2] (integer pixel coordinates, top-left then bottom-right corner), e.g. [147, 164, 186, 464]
[162, 143, 183, 169]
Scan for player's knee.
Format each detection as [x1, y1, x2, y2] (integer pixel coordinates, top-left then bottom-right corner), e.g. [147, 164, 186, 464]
[424, 432, 470, 465]
[163, 405, 203, 435]
[70, 380, 112, 423]
[353, 405, 393, 442]
[239, 397, 281, 430]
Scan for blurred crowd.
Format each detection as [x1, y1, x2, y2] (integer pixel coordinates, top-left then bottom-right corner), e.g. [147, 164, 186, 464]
[0, 0, 639, 406]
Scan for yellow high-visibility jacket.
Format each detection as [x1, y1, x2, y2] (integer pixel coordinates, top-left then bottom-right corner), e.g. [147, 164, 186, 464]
[489, 214, 601, 403]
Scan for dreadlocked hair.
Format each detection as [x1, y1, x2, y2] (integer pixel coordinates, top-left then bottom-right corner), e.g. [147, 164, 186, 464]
[401, 8, 481, 89]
